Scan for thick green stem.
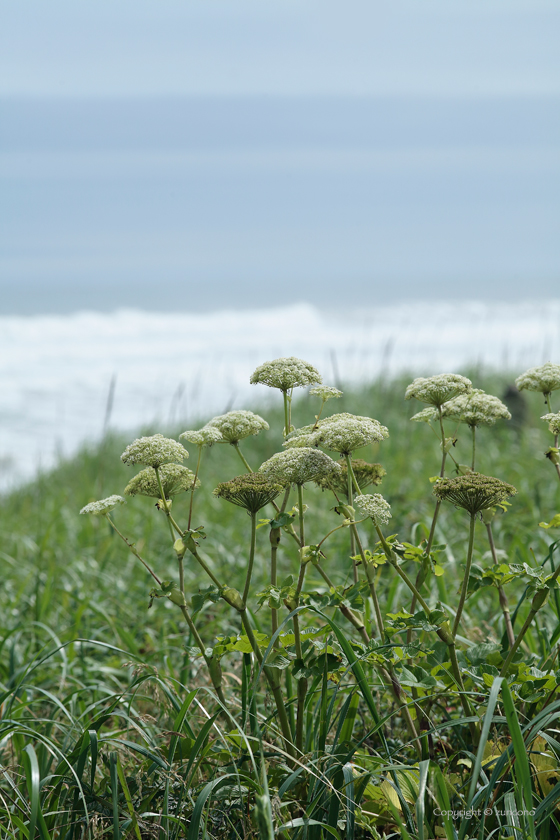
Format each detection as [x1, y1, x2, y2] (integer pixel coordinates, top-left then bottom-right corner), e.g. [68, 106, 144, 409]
[345, 454, 358, 583]
[179, 605, 226, 706]
[270, 527, 280, 641]
[240, 611, 295, 758]
[486, 522, 515, 647]
[315, 563, 369, 643]
[452, 514, 476, 638]
[282, 391, 291, 437]
[154, 466, 176, 544]
[471, 425, 476, 471]
[188, 546, 224, 589]
[293, 483, 308, 752]
[188, 446, 203, 530]
[242, 513, 257, 606]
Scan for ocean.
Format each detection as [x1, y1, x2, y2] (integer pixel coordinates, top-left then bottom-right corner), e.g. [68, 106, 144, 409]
[1, 300, 558, 489]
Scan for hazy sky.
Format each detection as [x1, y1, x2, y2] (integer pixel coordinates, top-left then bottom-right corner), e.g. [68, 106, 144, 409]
[1, 1, 559, 313]
[2, 0, 559, 98]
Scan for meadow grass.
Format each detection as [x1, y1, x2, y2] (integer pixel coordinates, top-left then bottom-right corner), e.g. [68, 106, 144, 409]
[1, 371, 560, 839]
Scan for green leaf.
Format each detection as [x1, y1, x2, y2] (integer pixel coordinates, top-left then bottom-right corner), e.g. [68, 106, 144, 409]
[540, 514, 560, 530]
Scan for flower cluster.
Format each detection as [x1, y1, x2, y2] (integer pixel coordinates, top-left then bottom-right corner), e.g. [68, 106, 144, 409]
[259, 447, 341, 486]
[516, 363, 560, 395]
[179, 427, 223, 447]
[315, 458, 386, 497]
[125, 464, 200, 499]
[542, 412, 560, 435]
[410, 407, 438, 423]
[354, 493, 392, 527]
[309, 385, 343, 402]
[433, 473, 517, 515]
[442, 389, 511, 428]
[80, 495, 125, 516]
[285, 413, 389, 455]
[121, 434, 188, 468]
[405, 374, 472, 407]
[204, 410, 269, 444]
[213, 474, 282, 513]
[250, 356, 322, 391]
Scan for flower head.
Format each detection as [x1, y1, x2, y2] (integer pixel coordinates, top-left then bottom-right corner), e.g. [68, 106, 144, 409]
[213, 474, 282, 513]
[259, 447, 341, 486]
[179, 427, 223, 447]
[204, 410, 269, 444]
[441, 389, 511, 427]
[541, 412, 560, 435]
[433, 473, 517, 515]
[80, 495, 125, 516]
[315, 458, 386, 496]
[121, 434, 188, 468]
[410, 407, 438, 423]
[516, 363, 560, 396]
[405, 374, 472, 407]
[250, 356, 322, 391]
[285, 413, 388, 455]
[309, 385, 343, 402]
[355, 494, 392, 527]
[125, 464, 200, 499]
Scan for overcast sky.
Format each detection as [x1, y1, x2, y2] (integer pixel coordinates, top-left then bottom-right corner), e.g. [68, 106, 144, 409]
[1, 0, 559, 98]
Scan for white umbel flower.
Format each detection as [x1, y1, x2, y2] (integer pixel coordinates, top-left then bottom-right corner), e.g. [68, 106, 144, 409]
[516, 363, 560, 395]
[410, 407, 438, 423]
[542, 412, 560, 435]
[121, 434, 188, 468]
[250, 356, 322, 391]
[285, 413, 388, 455]
[80, 495, 125, 515]
[405, 374, 472, 407]
[442, 389, 511, 427]
[204, 410, 269, 444]
[124, 464, 200, 498]
[179, 427, 223, 447]
[354, 493, 392, 527]
[309, 385, 343, 401]
[259, 447, 341, 486]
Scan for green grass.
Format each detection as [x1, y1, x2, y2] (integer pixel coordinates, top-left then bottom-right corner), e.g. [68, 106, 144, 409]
[2, 372, 560, 838]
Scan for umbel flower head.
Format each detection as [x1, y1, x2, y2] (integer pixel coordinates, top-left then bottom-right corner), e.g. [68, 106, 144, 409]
[121, 434, 188, 468]
[309, 385, 343, 402]
[213, 474, 282, 514]
[542, 412, 560, 435]
[316, 458, 386, 497]
[285, 413, 389, 455]
[354, 493, 392, 527]
[250, 356, 322, 391]
[80, 495, 125, 516]
[405, 374, 473, 407]
[410, 407, 438, 423]
[441, 389, 511, 427]
[124, 464, 200, 499]
[433, 473, 517, 516]
[204, 410, 269, 444]
[516, 363, 560, 396]
[179, 427, 223, 447]
[259, 447, 341, 486]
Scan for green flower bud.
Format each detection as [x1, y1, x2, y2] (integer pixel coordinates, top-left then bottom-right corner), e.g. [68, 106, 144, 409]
[167, 588, 186, 607]
[174, 538, 186, 557]
[531, 589, 549, 611]
[546, 447, 560, 466]
[222, 587, 244, 611]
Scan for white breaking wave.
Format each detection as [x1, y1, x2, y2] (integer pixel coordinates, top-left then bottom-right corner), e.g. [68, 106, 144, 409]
[1, 300, 559, 488]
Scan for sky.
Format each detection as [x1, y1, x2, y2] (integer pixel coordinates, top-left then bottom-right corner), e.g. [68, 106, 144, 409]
[1, 0, 559, 313]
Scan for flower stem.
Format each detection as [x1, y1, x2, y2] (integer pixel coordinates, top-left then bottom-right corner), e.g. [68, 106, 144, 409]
[345, 454, 358, 583]
[293, 483, 308, 753]
[242, 513, 257, 607]
[105, 515, 162, 585]
[282, 391, 290, 437]
[486, 522, 515, 647]
[188, 446, 203, 530]
[154, 466, 176, 544]
[452, 514, 476, 638]
[471, 425, 476, 471]
[234, 443, 253, 473]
